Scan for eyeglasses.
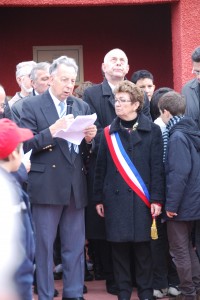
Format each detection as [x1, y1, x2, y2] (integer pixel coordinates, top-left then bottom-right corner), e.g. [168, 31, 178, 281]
[192, 69, 200, 76]
[0, 103, 6, 109]
[114, 98, 132, 104]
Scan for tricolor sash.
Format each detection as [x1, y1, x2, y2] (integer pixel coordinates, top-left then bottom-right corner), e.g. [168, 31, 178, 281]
[104, 126, 150, 208]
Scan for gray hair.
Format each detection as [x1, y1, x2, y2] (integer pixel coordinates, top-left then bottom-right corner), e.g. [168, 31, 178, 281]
[16, 61, 37, 78]
[49, 56, 78, 75]
[30, 62, 50, 81]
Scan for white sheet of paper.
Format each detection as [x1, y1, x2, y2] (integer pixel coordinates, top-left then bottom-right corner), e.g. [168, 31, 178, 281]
[23, 149, 32, 160]
[53, 113, 97, 145]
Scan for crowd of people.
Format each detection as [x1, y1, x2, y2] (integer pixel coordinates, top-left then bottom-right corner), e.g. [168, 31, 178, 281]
[0, 45, 200, 300]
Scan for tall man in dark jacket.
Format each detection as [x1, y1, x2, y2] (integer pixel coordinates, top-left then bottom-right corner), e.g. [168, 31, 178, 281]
[20, 55, 97, 300]
[181, 46, 200, 261]
[182, 46, 200, 128]
[83, 48, 151, 295]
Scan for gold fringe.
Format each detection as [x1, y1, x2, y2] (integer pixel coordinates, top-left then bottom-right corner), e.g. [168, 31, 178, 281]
[151, 218, 158, 240]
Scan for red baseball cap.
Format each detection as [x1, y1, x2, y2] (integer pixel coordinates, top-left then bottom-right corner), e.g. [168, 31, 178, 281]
[0, 118, 33, 159]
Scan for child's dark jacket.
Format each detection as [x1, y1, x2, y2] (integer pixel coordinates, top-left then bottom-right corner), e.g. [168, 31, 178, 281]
[11, 168, 35, 300]
[165, 116, 200, 221]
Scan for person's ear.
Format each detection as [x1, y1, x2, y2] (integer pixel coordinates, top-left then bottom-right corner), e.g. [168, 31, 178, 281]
[31, 79, 35, 89]
[7, 151, 15, 162]
[133, 101, 140, 111]
[102, 63, 106, 74]
[48, 75, 54, 86]
[16, 76, 22, 87]
[8, 149, 19, 162]
[125, 64, 129, 75]
[164, 109, 172, 120]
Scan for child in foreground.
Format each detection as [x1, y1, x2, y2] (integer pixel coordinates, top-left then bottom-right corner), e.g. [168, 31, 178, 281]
[159, 91, 200, 300]
[0, 118, 35, 300]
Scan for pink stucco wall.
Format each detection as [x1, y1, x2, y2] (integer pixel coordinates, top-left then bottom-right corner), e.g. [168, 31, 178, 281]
[0, 0, 199, 92]
[0, 0, 178, 7]
[171, 0, 200, 91]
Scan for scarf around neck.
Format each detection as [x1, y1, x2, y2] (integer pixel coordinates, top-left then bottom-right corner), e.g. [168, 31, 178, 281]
[162, 115, 184, 162]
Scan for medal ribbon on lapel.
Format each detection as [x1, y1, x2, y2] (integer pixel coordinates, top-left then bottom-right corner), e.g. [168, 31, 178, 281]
[104, 126, 150, 208]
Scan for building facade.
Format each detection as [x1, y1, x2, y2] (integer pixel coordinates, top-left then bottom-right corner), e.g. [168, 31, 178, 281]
[0, 0, 199, 96]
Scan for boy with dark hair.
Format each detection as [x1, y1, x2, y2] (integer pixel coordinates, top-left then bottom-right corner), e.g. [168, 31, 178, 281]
[159, 91, 200, 300]
[0, 118, 35, 300]
[130, 69, 155, 101]
[150, 87, 173, 121]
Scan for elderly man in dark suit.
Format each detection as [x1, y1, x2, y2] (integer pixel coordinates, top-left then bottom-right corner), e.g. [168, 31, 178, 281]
[20, 56, 97, 300]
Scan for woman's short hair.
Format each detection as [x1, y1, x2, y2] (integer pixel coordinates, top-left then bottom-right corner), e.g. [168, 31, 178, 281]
[114, 80, 144, 112]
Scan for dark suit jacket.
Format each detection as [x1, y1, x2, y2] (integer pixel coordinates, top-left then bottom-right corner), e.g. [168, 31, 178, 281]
[182, 78, 200, 128]
[11, 90, 36, 126]
[20, 90, 90, 208]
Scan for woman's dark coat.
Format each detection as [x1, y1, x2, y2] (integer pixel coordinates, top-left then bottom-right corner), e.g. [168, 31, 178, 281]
[93, 113, 165, 242]
[84, 79, 152, 239]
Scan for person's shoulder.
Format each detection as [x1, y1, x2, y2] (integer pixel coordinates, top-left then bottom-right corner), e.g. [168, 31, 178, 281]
[24, 91, 47, 105]
[11, 97, 24, 110]
[73, 95, 87, 104]
[9, 92, 20, 101]
[142, 113, 162, 133]
[138, 113, 158, 132]
[72, 95, 90, 110]
[154, 117, 166, 133]
[182, 78, 197, 90]
[139, 113, 153, 125]
[84, 82, 102, 95]
[9, 92, 21, 106]
[0, 168, 19, 204]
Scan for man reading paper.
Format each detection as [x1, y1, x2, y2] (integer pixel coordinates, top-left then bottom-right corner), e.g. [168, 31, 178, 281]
[20, 55, 97, 300]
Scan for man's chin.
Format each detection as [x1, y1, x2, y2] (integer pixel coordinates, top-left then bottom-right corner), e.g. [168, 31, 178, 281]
[113, 72, 125, 78]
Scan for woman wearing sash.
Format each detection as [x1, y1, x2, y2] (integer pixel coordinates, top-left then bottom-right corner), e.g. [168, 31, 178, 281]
[93, 80, 165, 300]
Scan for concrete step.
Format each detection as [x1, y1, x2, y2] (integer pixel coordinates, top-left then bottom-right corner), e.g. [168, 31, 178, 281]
[33, 279, 171, 300]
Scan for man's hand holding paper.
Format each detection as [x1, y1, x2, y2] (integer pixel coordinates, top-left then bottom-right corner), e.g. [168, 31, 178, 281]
[50, 114, 74, 136]
[53, 113, 97, 145]
[84, 124, 97, 144]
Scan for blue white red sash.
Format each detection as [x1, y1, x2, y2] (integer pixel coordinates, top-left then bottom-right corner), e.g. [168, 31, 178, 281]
[104, 126, 150, 208]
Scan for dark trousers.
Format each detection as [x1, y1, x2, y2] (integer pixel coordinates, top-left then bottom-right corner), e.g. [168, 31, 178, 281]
[89, 239, 114, 281]
[111, 241, 153, 300]
[151, 217, 179, 289]
[167, 220, 200, 296]
[194, 220, 200, 260]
